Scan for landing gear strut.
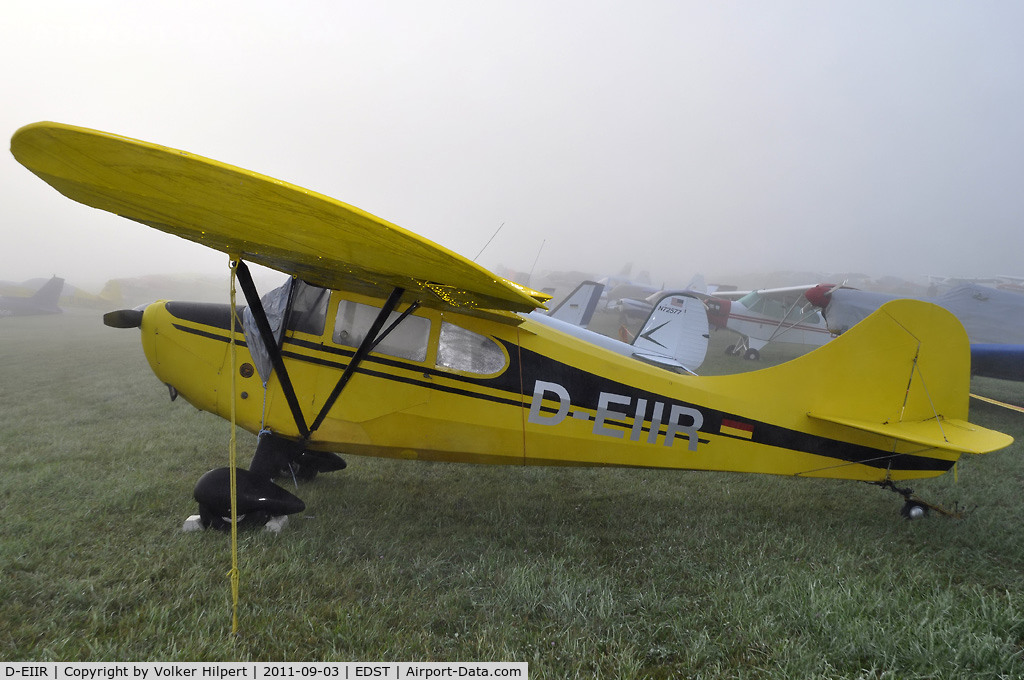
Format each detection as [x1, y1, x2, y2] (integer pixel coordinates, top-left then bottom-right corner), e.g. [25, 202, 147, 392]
[724, 340, 760, 361]
[185, 262, 404, 531]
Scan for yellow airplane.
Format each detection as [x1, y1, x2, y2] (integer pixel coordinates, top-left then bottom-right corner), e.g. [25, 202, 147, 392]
[10, 122, 1014, 526]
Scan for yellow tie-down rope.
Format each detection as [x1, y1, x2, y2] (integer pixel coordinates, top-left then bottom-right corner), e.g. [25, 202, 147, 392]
[228, 259, 241, 635]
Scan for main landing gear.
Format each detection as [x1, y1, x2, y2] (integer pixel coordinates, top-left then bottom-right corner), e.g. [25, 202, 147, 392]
[187, 430, 346, 531]
[183, 263, 407, 533]
[724, 342, 760, 361]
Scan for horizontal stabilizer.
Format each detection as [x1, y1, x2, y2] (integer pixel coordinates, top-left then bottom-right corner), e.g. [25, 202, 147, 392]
[807, 412, 1013, 455]
[631, 351, 696, 374]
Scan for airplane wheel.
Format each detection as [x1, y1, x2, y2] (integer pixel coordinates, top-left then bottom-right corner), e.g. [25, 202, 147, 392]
[900, 500, 929, 520]
[193, 467, 305, 531]
[744, 348, 760, 361]
[197, 503, 268, 531]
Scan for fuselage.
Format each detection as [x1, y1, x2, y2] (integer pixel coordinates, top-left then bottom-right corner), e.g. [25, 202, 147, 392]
[0, 297, 62, 317]
[131, 288, 968, 483]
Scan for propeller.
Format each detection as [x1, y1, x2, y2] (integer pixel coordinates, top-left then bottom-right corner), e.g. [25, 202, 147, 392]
[102, 308, 144, 328]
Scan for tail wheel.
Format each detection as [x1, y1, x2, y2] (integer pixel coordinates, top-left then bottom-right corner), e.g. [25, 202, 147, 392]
[901, 500, 929, 520]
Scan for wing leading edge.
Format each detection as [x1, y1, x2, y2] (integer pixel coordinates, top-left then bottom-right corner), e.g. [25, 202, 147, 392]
[11, 121, 547, 316]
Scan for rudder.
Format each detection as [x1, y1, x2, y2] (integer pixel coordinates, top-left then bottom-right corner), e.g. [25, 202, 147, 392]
[29, 276, 64, 310]
[632, 293, 709, 372]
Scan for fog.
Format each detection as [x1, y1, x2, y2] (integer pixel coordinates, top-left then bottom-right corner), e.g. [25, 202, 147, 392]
[3, 1, 1023, 293]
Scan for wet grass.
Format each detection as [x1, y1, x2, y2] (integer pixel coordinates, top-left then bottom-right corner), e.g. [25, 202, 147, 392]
[1, 309, 1022, 677]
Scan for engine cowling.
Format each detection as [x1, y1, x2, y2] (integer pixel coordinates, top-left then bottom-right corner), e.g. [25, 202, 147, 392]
[705, 297, 731, 330]
[804, 283, 837, 309]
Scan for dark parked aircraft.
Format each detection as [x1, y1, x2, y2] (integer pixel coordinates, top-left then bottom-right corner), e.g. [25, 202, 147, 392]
[0, 276, 64, 317]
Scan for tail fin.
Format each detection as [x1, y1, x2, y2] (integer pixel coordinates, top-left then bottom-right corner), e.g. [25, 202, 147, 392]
[631, 293, 709, 372]
[548, 281, 604, 328]
[30, 276, 64, 309]
[707, 300, 1012, 467]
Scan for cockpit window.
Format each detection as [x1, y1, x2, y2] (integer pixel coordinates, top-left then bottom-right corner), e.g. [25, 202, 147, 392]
[333, 300, 431, 362]
[738, 291, 764, 312]
[739, 291, 791, 320]
[435, 322, 507, 375]
[287, 284, 330, 336]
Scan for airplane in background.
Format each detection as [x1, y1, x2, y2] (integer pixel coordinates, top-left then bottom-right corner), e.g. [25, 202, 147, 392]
[807, 283, 1024, 384]
[535, 279, 709, 372]
[597, 264, 658, 299]
[607, 275, 732, 321]
[546, 280, 606, 328]
[704, 285, 839, 360]
[617, 282, 841, 361]
[591, 264, 662, 318]
[926, 274, 1024, 295]
[12, 121, 1013, 527]
[0, 276, 64, 317]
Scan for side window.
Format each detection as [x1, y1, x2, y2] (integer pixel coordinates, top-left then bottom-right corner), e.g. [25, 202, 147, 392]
[287, 284, 330, 336]
[333, 300, 431, 362]
[436, 322, 507, 375]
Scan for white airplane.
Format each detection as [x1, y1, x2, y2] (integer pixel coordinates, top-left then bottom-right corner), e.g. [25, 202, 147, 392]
[618, 282, 841, 361]
[548, 280, 710, 371]
[706, 284, 842, 360]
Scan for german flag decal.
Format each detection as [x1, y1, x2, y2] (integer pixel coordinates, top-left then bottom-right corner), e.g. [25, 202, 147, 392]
[721, 418, 755, 440]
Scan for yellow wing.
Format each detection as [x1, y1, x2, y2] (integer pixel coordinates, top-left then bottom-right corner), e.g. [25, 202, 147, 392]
[11, 121, 548, 315]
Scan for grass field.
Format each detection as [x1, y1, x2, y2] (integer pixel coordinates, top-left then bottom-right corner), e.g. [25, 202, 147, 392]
[1, 308, 1022, 677]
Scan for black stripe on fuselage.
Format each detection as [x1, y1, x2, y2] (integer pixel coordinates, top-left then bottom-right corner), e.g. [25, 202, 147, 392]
[164, 302, 953, 473]
[513, 342, 952, 472]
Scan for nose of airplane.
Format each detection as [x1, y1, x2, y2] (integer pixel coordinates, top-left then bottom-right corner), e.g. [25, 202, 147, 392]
[705, 297, 731, 330]
[803, 284, 836, 309]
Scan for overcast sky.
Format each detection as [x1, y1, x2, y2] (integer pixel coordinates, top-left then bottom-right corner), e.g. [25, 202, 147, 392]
[3, 1, 1022, 291]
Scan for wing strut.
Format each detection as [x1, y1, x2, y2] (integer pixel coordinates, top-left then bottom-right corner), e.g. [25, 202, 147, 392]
[233, 260, 311, 440]
[766, 297, 815, 343]
[308, 286, 415, 435]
